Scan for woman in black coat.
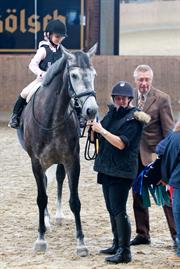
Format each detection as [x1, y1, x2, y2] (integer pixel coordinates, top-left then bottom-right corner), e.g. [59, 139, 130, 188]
[90, 81, 150, 264]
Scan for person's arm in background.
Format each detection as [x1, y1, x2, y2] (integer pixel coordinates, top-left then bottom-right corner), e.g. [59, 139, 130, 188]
[162, 137, 180, 187]
[155, 130, 173, 155]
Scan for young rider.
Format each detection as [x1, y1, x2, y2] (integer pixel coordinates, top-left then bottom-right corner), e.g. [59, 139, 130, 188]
[8, 19, 67, 128]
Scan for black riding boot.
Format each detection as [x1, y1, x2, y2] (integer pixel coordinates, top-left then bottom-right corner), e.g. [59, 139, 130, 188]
[105, 212, 132, 264]
[8, 95, 27, 129]
[100, 215, 118, 255]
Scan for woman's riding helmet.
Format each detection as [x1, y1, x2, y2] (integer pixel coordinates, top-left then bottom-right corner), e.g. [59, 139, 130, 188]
[111, 81, 134, 99]
[45, 19, 67, 37]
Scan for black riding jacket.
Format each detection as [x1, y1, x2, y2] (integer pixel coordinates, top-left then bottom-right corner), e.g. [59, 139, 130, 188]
[39, 45, 62, 71]
[94, 105, 144, 180]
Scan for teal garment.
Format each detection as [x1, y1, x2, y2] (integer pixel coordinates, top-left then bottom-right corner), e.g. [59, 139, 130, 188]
[141, 185, 151, 208]
[141, 184, 171, 208]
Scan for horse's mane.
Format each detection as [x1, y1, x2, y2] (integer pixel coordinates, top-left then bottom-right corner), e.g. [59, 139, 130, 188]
[43, 50, 92, 87]
[43, 55, 66, 86]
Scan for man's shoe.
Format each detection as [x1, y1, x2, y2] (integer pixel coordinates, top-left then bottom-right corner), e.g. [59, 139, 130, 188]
[130, 235, 150, 246]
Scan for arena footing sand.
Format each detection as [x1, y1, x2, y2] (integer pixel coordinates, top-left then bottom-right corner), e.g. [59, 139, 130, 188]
[0, 125, 178, 268]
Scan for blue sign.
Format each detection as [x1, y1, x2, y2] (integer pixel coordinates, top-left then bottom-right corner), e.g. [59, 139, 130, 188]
[0, 0, 82, 53]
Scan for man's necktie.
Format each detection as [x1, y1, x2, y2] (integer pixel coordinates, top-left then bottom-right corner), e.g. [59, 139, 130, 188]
[138, 94, 145, 110]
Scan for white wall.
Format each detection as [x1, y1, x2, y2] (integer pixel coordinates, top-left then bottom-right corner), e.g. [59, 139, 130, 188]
[119, 1, 180, 55]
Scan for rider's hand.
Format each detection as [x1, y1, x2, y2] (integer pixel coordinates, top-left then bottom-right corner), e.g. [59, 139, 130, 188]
[38, 71, 47, 80]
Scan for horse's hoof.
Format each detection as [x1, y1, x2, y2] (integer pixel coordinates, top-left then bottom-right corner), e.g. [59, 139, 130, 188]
[33, 239, 48, 252]
[55, 211, 65, 225]
[77, 246, 89, 257]
[56, 217, 63, 225]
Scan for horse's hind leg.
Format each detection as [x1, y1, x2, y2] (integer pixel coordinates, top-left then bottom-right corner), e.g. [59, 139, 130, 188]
[67, 160, 88, 257]
[43, 174, 51, 229]
[55, 164, 66, 225]
[31, 158, 48, 252]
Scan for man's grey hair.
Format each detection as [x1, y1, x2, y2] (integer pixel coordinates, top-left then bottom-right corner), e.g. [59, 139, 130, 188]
[133, 64, 153, 79]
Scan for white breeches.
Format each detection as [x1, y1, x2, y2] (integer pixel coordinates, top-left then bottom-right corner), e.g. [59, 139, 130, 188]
[20, 78, 42, 103]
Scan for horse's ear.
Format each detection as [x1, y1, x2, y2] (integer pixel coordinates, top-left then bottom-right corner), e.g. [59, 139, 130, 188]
[87, 43, 98, 58]
[60, 44, 75, 61]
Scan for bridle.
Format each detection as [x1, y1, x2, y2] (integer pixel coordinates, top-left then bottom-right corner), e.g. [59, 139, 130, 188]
[66, 64, 96, 114]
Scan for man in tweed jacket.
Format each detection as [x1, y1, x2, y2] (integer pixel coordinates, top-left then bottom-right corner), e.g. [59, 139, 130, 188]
[131, 64, 176, 246]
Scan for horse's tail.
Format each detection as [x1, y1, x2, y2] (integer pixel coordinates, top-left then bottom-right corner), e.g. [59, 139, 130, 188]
[45, 164, 58, 183]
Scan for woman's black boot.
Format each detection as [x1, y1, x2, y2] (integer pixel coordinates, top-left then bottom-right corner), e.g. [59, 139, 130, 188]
[105, 212, 132, 263]
[100, 215, 118, 255]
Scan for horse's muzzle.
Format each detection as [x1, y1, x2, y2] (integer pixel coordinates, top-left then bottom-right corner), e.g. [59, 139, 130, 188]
[86, 107, 98, 120]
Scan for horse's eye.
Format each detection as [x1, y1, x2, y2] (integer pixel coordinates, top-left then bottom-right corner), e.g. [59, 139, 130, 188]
[71, 73, 78, 80]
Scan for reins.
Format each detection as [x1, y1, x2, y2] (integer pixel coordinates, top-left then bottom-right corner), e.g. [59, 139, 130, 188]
[32, 86, 74, 131]
[84, 124, 99, 160]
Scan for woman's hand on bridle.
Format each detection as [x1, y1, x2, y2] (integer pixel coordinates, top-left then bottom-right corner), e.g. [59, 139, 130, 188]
[87, 120, 104, 135]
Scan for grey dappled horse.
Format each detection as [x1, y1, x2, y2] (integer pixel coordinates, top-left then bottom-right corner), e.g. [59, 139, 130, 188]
[17, 44, 98, 256]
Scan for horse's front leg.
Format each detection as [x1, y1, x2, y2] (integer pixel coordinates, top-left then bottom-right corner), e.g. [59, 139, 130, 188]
[31, 158, 48, 252]
[67, 159, 89, 257]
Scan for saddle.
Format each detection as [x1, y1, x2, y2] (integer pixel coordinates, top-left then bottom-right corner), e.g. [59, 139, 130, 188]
[26, 82, 42, 103]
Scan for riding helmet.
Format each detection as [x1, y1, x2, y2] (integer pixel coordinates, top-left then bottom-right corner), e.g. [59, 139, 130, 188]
[111, 81, 134, 98]
[45, 19, 67, 37]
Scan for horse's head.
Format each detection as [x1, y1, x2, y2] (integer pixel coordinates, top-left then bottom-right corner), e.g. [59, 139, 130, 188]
[61, 44, 99, 121]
